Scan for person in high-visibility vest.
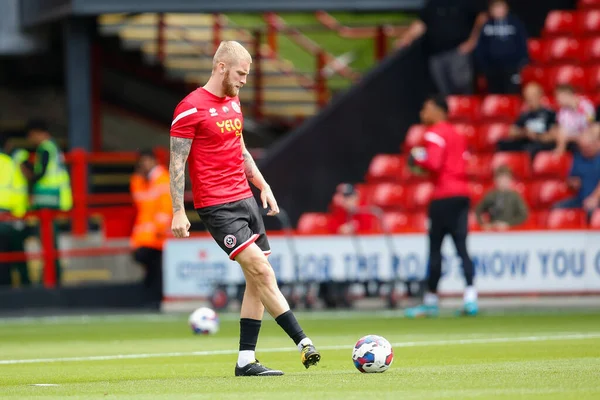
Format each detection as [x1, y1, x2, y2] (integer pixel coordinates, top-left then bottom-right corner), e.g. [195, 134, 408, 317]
[0, 136, 31, 286]
[130, 150, 172, 301]
[25, 119, 73, 285]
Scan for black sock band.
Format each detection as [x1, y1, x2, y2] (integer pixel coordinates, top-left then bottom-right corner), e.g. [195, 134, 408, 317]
[275, 310, 306, 345]
[239, 318, 261, 352]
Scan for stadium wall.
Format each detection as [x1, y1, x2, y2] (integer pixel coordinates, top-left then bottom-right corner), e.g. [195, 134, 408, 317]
[258, 41, 430, 228]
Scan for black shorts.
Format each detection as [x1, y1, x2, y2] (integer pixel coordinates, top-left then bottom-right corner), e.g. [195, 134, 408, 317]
[196, 196, 271, 260]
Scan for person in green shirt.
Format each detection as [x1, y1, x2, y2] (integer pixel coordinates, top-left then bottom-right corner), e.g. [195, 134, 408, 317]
[475, 165, 529, 230]
[24, 119, 73, 285]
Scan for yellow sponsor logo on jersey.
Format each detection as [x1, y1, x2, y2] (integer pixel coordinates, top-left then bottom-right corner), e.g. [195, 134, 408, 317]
[216, 118, 243, 136]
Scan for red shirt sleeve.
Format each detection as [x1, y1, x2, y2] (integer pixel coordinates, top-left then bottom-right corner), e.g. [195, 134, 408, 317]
[170, 100, 201, 139]
[415, 130, 445, 172]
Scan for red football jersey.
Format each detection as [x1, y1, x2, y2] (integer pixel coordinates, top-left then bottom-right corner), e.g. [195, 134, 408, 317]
[170, 88, 252, 209]
[414, 121, 470, 200]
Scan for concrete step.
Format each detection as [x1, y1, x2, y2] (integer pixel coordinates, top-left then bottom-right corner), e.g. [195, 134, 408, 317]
[99, 13, 214, 28]
[238, 89, 315, 103]
[118, 26, 247, 43]
[185, 73, 311, 88]
[164, 57, 282, 73]
[262, 103, 317, 117]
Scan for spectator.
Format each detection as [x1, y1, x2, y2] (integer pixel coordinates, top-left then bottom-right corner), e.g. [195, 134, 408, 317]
[130, 150, 172, 302]
[475, 166, 528, 230]
[397, 0, 488, 96]
[554, 133, 600, 216]
[496, 82, 556, 157]
[475, 0, 528, 94]
[553, 84, 596, 155]
[25, 119, 72, 286]
[329, 184, 377, 234]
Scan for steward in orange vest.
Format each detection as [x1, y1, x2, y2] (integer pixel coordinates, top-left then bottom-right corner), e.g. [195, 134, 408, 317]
[130, 151, 172, 300]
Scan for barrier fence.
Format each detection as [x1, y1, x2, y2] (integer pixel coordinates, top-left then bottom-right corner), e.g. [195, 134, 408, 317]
[0, 148, 171, 288]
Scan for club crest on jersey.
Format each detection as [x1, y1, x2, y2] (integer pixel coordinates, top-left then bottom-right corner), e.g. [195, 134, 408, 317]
[209, 108, 218, 117]
[222, 106, 229, 113]
[231, 101, 241, 114]
[224, 234, 237, 249]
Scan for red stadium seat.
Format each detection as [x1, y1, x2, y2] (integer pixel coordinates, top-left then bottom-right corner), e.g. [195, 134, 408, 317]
[580, 10, 600, 35]
[528, 39, 546, 64]
[370, 183, 406, 210]
[511, 181, 536, 208]
[447, 96, 481, 122]
[477, 123, 511, 152]
[590, 210, 600, 228]
[546, 37, 584, 64]
[403, 124, 427, 151]
[544, 11, 579, 37]
[297, 213, 333, 234]
[466, 153, 493, 180]
[545, 209, 587, 229]
[410, 212, 429, 232]
[366, 154, 404, 183]
[355, 214, 384, 234]
[345, 183, 374, 206]
[405, 182, 434, 211]
[480, 95, 521, 122]
[585, 65, 600, 91]
[455, 123, 478, 151]
[581, 37, 600, 63]
[521, 66, 549, 90]
[491, 152, 531, 180]
[579, 0, 600, 9]
[548, 65, 587, 92]
[468, 211, 480, 232]
[532, 151, 573, 179]
[382, 212, 411, 233]
[468, 181, 491, 206]
[533, 180, 573, 208]
[541, 95, 558, 110]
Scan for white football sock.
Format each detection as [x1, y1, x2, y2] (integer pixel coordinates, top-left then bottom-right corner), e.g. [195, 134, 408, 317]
[423, 292, 439, 306]
[237, 350, 255, 367]
[297, 337, 313, 352]
[464, 286, 477, 303]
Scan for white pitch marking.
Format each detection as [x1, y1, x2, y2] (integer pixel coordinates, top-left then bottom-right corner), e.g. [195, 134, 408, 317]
[30, 384, 60, 387]
[1, 333, 600, 366]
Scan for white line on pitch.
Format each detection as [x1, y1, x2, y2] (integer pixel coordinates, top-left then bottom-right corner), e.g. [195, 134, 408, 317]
[2, 333, 599, 365]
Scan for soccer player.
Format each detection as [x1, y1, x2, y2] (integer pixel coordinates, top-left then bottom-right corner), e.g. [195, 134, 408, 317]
[169, 41, 321, 376]
[405, 95, 478, 317]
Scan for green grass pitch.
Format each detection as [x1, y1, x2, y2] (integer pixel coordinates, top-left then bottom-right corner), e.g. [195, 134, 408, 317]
[1, 310, 600, 399]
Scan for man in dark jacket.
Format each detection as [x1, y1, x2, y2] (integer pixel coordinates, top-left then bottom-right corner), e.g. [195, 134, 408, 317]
[476, 0, 529, 94]
[397, 0, 488, 96]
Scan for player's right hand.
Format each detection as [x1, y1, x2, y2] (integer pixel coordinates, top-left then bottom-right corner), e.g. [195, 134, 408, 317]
[171, 212, 191, 238]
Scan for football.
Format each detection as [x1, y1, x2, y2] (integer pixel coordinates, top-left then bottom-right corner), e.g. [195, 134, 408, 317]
[188, 307, 220, 335]
[352, 334, 394, 373]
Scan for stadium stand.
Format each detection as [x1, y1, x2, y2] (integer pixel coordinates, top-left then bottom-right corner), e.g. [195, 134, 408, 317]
[298, 1, 600, 233]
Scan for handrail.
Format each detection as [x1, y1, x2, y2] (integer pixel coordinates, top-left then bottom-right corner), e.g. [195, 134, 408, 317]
[0, 208, 133, 288]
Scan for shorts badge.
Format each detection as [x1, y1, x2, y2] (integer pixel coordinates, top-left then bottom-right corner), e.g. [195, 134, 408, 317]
[224, 234, 237, 248]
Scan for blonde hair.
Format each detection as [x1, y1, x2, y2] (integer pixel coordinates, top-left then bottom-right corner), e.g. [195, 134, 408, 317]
[212, 41, 252, 70]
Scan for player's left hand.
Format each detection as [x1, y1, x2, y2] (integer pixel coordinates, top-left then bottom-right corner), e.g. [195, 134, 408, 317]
[261, 186, 280, 216]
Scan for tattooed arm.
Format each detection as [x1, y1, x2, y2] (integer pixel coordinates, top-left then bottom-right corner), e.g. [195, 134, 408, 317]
[169, 137, 192, 237]
[241, 137, 268, 191]
[241, 136, 279, 215]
